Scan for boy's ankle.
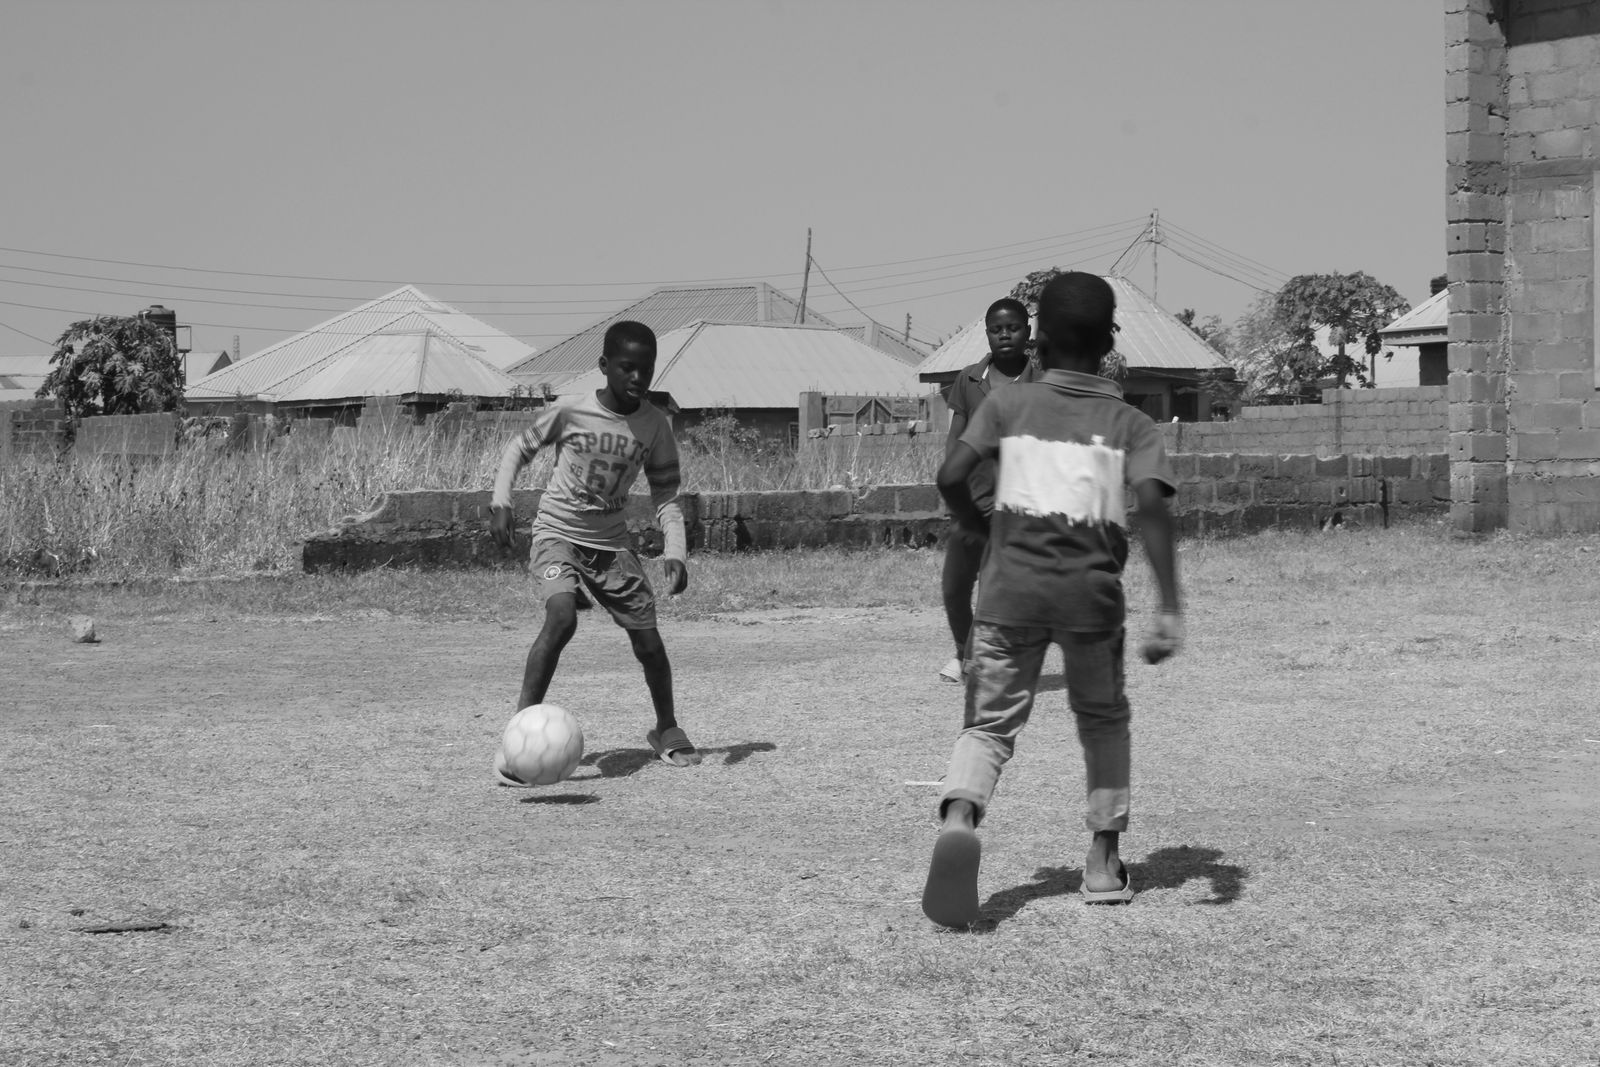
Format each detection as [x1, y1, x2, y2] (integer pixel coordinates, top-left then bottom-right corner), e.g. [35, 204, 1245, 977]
[942, 799, 978, 830]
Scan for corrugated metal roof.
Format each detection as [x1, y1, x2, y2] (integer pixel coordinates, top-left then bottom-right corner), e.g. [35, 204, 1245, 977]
[555, 320, 926, 409]
[839, 321, 928, 365]
[507, 283, 842, 386]
[917, 276, 1229, 381]
[275, 330, 521, 403]
[185, 351, 230, 384]
[186, 286, 534, 401]
[1379, 288, 1446, 345]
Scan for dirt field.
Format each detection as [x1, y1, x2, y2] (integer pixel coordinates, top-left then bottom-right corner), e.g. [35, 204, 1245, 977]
[3, 563, 1598, 1064]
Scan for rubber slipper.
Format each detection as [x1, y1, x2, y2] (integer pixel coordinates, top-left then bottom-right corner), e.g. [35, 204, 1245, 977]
[921, 825, 981, 928]
[1080, 865, 1135, 905]
[646, 726, 701, 767]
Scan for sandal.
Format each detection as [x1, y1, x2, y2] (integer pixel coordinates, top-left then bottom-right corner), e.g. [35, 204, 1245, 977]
[646, 726, 702, 767]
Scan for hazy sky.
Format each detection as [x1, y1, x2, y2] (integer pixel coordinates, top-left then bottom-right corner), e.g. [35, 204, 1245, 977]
[1, 0, 1444, 360]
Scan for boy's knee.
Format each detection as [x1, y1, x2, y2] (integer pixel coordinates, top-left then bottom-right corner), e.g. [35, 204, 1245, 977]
[629, 628, 667, 662]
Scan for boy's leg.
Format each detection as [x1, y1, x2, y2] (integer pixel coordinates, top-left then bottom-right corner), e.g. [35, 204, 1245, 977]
[923, 623, 1047, 927]
[583, 547, 702, 768]
[938, 623, 1050, 823]
[938, 525, 984, 679]
[518, 594, 578, 709]
[519, 534, 589, 710]
[1058, 628, 1133, 899]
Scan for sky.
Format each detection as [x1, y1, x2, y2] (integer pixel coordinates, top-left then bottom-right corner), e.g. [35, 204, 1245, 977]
[0, 0, 1445, 362]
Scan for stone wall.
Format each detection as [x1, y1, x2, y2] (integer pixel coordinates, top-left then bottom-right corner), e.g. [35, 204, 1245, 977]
[1162, 388, 1448, 457]
[300, 452, 1450, 572]
[1, 399, 67, 462]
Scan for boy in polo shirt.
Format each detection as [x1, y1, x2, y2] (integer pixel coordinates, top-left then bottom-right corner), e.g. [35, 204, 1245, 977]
[920, 272, 1183, 928]
[937, 297, 1037, 684]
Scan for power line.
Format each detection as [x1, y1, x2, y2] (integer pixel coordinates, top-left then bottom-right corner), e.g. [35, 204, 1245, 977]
[0, 318, 52, 345]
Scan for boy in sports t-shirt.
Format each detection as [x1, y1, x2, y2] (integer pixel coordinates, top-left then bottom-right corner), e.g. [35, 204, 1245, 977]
[489, 320, 701, 772]
[938, 297, 1037, 684]
[921, 272, 1183, 927]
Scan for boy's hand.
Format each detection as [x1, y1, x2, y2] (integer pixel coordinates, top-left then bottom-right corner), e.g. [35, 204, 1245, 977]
[489, 505, 516, 548]
[663, 558, 689, 595]
[951, 520, 988, 549]
[1140, 611, 1184, 665]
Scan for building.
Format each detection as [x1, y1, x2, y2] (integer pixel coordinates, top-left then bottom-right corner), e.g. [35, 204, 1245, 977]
[1377, 288, 1448, 388]
[1448, 0, 1600, 533]
[186, 286, 533, 417]
[916, 275, 1237, 421]
[554, 320, 928, 444]
[506, 282, 923, 392]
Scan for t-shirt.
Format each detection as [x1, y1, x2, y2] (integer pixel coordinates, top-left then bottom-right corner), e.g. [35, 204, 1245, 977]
[492, 391, 686, 560]
[945, 354, 1039, 513]
[960, 368, 1175, 632]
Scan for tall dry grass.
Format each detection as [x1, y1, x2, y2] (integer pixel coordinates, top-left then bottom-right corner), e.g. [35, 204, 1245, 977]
[0, 415, 943, 579]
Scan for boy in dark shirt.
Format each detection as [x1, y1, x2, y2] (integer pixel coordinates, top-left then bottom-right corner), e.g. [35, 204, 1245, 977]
[937, 298, 1036, 683]
[921, 272, 1183, 927]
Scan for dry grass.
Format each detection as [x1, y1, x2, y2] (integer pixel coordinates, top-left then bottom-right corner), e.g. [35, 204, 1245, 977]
[0, 418, 944, 581]
[3, 523, 1599, 1066]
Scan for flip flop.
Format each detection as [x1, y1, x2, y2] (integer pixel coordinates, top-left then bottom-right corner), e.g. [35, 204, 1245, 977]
[1080, 865, 1135, 905]
[646, 726, 702, 767]
[921, 825, 982, 928]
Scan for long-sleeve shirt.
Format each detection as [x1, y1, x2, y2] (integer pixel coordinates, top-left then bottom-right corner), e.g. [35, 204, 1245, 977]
[492, 392, 686, 561]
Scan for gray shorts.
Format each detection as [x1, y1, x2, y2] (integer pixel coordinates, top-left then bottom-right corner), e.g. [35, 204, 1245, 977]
[529, 534, 658, 630]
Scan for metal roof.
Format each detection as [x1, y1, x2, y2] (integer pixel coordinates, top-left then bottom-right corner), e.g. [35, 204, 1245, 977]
[274, 330, 521, 403]
[0, 355, 52, 401]
[1379, 288, 1447, 346]
[507, 283, 843, 386]
[917, 276, 1230, 381]
[555, 320, 927, 409]
[839, 321, 928, 366]
[186, 286, 534, 401]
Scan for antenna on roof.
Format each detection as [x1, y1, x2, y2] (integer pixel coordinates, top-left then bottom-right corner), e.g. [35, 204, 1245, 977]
[1151, 208, 1162, 305]
[797, 227, 812, 324]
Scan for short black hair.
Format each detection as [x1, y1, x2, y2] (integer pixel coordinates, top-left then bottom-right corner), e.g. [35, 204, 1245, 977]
[1036, 273, 1116, 359]
[603, 320, 656, 361]
[985, 297, 1028, 324]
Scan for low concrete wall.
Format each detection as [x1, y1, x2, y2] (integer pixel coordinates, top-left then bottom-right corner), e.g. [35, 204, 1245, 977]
[1162, 387, 1447, 457]
[301, 452, 1451, 572]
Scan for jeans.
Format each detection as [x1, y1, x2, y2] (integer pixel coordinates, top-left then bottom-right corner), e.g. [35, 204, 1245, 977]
[940, 622, 1131, 832]
[940, 522, 988, 655]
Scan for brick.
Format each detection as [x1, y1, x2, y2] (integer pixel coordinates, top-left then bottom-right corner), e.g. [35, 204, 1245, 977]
[1557, 429, 1600, 459]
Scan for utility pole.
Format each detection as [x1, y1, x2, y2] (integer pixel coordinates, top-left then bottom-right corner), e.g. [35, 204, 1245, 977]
[904, 313, 911, 343]
[232, 334, 240, 362]
[1150, 208, 1161, 306]
[797, 228, 812, 324]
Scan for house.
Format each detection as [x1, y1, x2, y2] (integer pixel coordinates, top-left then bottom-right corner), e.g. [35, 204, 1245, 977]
[838, 321, 929, 366]
[506, 282, 925, 391]
[916, 275, 1237, 421]
[0, 354, 53, 403]
[186, 286, 534, 416]
[1376, 288, 1448, 388]
[554, 320, 928, 444]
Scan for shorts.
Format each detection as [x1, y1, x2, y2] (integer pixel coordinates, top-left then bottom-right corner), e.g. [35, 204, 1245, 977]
[530, 533, 658, 630]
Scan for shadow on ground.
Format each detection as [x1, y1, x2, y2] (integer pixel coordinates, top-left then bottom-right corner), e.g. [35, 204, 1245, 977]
[559, 740, 779, 782]
[969, 844, 1247, 931]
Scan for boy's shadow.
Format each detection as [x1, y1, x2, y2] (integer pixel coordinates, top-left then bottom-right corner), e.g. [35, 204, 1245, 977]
[566, 740, 778, 781]
[970, 844, 1246, 932]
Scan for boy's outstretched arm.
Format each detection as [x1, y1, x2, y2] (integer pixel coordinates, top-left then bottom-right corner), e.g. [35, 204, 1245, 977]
[490, 431, 539, 548]
[1134, 479, 1183, 663]
[937, 442, 987, 541]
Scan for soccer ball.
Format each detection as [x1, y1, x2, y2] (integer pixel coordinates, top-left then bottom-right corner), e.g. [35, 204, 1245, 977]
[497, 704, 585, 786]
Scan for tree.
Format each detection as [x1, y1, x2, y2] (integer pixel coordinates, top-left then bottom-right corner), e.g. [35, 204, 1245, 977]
[1273, 272, 1409, 389]
[1226, 293, 1312, 402]
[1177, 307, 1232, 356]
[38, 315, 184, 419]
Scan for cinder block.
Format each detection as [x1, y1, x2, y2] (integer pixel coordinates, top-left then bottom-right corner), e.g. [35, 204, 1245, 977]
[1557, 429, 1600, 460]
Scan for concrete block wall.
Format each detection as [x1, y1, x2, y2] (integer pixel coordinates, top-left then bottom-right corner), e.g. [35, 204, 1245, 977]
[1161, 388, 1448, 457]
[2, 398, 67, 462]
[73, 413, 178, 459]
[300, 453, 1450, 572]
[1451, 0, 1600, 533]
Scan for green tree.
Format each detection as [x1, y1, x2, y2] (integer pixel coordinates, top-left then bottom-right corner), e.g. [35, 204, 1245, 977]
[37, 315, 184, 419]
[1273, 272, 1409, 389]
[1177, 307, 1232, 355]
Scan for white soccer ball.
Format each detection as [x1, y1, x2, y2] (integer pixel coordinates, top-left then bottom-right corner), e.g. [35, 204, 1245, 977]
[497, 704, 585, 786]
